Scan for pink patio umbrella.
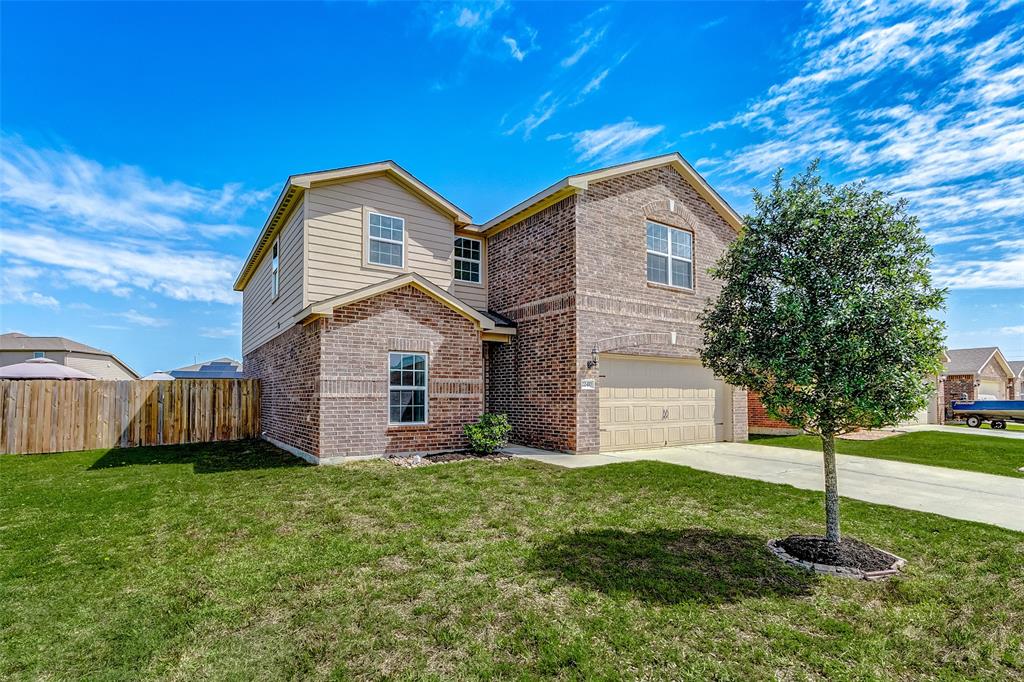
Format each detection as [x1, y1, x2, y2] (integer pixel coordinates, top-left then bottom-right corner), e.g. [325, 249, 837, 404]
[0, 357, 97, 380]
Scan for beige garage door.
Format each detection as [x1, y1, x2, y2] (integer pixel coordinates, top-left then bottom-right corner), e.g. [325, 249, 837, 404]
[979, 378, 1005, 399]
[599, 355, 729, 452]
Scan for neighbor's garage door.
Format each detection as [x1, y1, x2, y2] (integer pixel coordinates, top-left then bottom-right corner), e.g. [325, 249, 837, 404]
[599, 355, 730, 452]
[979, 378, 1005, 399]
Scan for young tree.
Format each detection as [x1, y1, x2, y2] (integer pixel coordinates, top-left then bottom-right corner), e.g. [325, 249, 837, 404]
[700, 163, 946, 544]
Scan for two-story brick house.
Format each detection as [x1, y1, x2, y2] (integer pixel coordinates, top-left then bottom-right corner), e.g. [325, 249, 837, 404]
[236, 154, 747, 463]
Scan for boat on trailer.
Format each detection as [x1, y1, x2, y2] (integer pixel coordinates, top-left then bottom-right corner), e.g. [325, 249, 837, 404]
[949, 400, 1024, 429]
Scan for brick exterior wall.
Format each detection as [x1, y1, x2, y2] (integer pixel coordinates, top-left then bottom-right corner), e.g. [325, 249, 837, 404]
[321, 285, 483, 457]
[943, 374, 975, 421]
[485, 167, 747, 454]
[246, 285, 484, 460]
[244, 321, 322, 457]
[747, 392, 801, 434]
[486, 196, 579, 451]
[575, 166, 747, 452]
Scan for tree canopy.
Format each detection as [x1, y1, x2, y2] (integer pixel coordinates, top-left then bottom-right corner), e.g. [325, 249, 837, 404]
[701, 163, 947, 438]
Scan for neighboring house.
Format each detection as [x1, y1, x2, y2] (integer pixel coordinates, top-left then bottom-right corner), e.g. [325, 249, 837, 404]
[1006, 360, 1023, 400]
[236, 154, 748, 463]
[0, 332, 138, 380]
[168, 357, 243, 379]
[942, 347, 1015, 411]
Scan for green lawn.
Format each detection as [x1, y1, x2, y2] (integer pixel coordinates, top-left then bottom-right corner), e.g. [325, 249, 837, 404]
[2, 441, 1022, 680]
[750, 431, 1024, 478]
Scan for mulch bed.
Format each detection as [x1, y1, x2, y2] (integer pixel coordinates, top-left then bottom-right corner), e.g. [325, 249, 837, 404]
[837, 429, 904, 441]
[391, 451, 512, 468]
[777, 535, 897, 572]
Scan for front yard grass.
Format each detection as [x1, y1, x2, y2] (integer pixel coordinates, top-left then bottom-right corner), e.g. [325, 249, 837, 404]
[750, 431, 1024, 478]
[2, 440, 1022, 680]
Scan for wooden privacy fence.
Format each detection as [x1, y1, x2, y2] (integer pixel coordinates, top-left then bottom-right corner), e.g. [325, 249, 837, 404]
[0, 379, 260, 455]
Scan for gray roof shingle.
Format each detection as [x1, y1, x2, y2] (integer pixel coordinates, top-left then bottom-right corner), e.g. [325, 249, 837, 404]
[943, 347, 1001, 376]
[1, 332, 110, 355]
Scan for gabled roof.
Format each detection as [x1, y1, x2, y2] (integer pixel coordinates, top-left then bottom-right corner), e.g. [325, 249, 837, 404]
[293, 273, 515, 335]
[943, 347, 1014, 377]
[1, 332, 107, 354]
[1008, 360, 1024, 378]
[0, 332, 139, 378]
[233, 161, 472, 291]
[169, 357, 243, 379]
[476, 152, 743, 235]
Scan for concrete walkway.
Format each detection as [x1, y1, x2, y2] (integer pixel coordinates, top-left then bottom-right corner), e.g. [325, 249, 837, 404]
[506, 442, 1024, 532]
[900, 424, 1024, 440]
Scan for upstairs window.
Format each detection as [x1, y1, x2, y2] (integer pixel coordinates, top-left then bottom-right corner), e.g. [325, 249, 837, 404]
[454, 236, 482, 283]
[389, 352, 427, 424]
[369, 212, 405, 268]
[271, 240, 280, 299]
[646, 221, 693, 289]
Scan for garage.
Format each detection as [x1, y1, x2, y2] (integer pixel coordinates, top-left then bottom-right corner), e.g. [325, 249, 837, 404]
[598, 355, 731, 452]
[979, 377, 1005, 400]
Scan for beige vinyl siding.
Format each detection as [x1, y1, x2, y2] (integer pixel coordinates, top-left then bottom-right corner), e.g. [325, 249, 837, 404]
[305, 175, 487, 309]
[0, 350, 59, 367]
[451, 230, 487, 309]
[242, 204, 305, 355]
[65, 353, 136, 380]
[0, 350, 134, 379]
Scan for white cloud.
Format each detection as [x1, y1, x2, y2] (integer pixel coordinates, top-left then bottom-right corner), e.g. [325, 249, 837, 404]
[560, 119, 665, 163]
[502, 35, 526, 61]
[685, 1, 1024, 292]
[430, 1, 536, 63]
[0, 138, 261, 307]
[114, 309, 169, 328]
[200, 326, 238, 339]
[699, 17, 726, 31]
[1001, 325, 1024, 335]
[932, 252, 1024, 290]
[0, 134, 268, 240]
[561, 25, 607, 68]
[0, 229, 242, 305]
[2, 263, 59, 309]
[504, 91, 561, 139]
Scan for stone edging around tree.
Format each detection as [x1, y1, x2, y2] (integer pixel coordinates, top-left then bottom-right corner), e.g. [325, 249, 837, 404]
[766, 539, 906, 581]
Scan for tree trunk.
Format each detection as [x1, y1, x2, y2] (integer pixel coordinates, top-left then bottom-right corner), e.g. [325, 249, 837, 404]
[821, 433, 841, 543]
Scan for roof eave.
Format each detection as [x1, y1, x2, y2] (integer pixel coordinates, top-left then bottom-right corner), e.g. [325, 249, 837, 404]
[293, 273, 513, 337]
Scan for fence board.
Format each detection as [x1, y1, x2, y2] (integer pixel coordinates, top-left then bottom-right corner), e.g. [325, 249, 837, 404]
[0, 379, 261, 455]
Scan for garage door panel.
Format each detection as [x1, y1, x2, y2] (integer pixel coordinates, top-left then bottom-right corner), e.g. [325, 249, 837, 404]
[599, 356, 729, 452]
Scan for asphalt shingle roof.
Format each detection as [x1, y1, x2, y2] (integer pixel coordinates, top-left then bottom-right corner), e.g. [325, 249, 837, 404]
[943, 347, 1000, 376]
[0, 332, 111, 355]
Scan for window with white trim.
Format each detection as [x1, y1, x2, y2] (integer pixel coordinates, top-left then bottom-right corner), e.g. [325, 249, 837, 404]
[33, 351, 45, 358]
[369, 212, 405, 268]
[646, 221, 693, 289]
[388, 352, 427, 424]
[271, 239, 280, 299]
[454, 236, 482, 283]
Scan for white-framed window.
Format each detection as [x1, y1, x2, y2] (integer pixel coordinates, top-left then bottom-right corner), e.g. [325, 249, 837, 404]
[369, 212, 405, 268]
[388, 352, 428, 424]
[646, 221, 693, 289]
[33, 351, 45, 358]
[271, 239, 280, 299]
[454, 236, 482, 283]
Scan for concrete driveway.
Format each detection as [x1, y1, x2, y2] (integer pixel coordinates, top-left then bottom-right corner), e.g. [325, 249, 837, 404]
[901, 424, 1024, 440]
[507, 441, 1024, 532]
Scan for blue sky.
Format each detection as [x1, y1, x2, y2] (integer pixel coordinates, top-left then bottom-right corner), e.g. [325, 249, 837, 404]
[1, 0, 1022, 375]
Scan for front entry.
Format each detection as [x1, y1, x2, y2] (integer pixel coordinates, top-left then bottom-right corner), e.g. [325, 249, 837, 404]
[598, 355, 730, 452]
